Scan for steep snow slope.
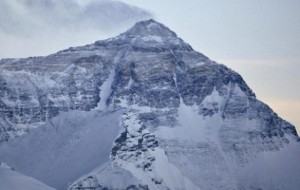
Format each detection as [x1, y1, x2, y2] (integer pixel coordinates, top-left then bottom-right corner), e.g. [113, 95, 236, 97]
[154, 93, 300, 189]
[0, 109, 124, 190]
[0, 162, 55, 190]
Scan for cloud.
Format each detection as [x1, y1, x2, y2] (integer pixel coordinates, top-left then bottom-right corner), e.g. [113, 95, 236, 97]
[0, 0, 153, 58]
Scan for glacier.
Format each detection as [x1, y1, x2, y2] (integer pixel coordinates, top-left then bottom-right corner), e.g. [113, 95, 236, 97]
[0, 19, 299, 190]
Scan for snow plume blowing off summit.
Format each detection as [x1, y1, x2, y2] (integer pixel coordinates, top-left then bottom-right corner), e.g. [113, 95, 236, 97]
[0, 19, 299, 190]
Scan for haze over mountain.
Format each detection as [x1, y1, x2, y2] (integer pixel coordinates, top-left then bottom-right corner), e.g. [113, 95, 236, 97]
[0, 19, 299, 190]
[0, 0, 152, 58]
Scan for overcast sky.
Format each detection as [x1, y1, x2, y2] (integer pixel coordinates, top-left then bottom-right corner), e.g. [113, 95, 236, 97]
[0, 0, 299, 132]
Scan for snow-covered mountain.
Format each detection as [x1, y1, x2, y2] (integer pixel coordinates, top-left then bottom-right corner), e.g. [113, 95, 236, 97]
[0, 19, 299, 190]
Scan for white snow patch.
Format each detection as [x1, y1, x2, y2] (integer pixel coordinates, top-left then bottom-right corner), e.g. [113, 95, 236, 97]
[142, 35, 163, 43]
[189, 61, 205, 68]
[64, 64, 76, 74]
[96, 69, 115, 111]
[125, 77, 134, 89]
[0, 162, 12, 170]
[156, 96, 222, 142]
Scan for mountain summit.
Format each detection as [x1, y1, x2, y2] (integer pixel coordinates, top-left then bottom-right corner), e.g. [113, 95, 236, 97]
[92, 19, 193, 52]
[122, 19, 178, 38]
[0, 20, 299, 190]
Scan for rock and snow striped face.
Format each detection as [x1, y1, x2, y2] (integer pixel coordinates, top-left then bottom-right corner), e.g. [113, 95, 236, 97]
[0, 19, 299, 190]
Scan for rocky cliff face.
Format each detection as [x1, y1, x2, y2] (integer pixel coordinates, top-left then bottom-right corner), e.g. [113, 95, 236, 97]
[0, 19, 299, 190]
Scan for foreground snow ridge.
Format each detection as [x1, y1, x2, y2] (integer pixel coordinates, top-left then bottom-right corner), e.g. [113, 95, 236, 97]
[0, 110, 124, 190]
[0, 162, 55, 190]
[0, 19, 299, 190]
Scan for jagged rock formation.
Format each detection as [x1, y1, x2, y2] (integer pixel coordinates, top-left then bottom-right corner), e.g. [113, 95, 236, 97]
[0, 19, 299, 190]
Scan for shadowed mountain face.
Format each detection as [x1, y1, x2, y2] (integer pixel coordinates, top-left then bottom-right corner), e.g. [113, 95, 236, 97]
[0, 19, 299, 190]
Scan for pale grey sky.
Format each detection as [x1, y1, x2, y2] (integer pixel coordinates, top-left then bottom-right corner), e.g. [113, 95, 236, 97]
[0, 0, 299, 132]
[0, 0, 151, 58]
[123, 0, 300, 60]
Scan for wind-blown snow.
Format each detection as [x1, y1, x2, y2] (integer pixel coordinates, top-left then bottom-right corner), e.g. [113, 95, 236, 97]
[0, 109, 125, 190]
